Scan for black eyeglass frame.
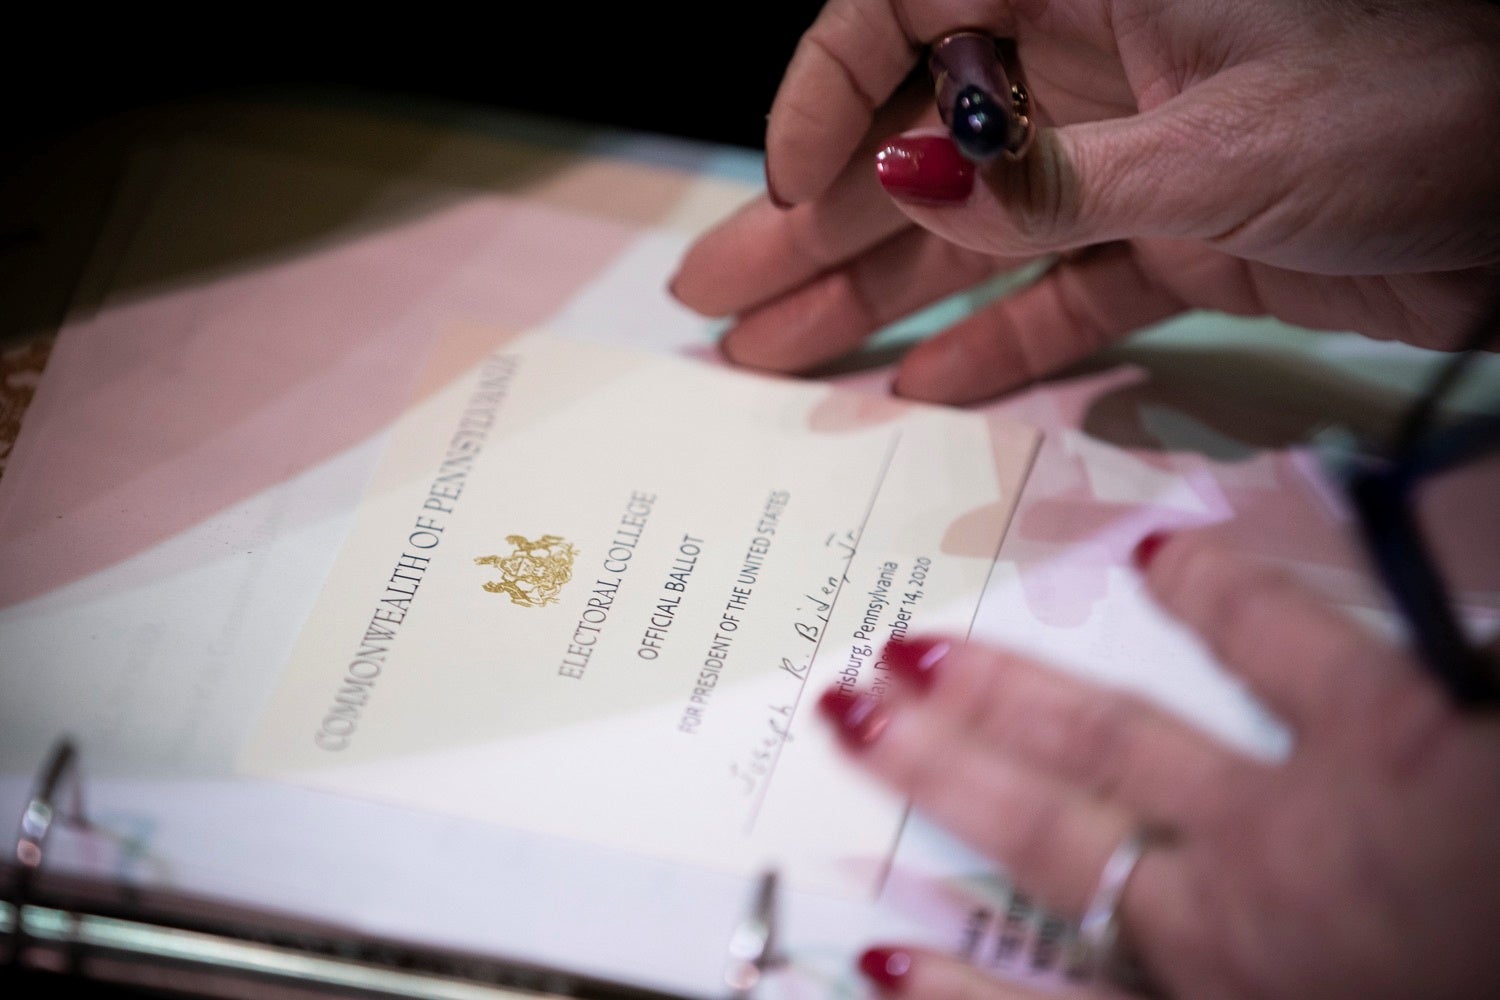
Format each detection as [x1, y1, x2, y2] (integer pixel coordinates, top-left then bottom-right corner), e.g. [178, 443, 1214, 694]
[1342, 295, 1500, 708]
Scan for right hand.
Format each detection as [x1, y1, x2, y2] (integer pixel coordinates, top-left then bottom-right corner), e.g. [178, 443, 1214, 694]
[670, 0, 1500, 405]
[819, 531, 1500, 1000]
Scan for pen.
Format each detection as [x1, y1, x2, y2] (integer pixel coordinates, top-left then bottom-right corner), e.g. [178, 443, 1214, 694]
[928, 32, 1034, 163]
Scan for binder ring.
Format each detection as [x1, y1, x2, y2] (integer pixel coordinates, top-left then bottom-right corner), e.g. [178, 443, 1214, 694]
[5, 737, 85, 966]
[724, 869, 783, 998]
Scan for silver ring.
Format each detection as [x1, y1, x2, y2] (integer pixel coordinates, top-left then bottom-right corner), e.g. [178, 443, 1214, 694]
[1079, 828, 1150, 976]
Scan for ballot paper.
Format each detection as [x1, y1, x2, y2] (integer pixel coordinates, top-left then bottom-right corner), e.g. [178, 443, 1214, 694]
[241, 325, 1037, 897]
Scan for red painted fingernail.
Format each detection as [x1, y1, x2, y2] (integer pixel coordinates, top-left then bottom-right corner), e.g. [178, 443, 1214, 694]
[1131, 530, 1173, 571]
[882, 636, 951, 691]
[817, 688, 889, 749]
[858, 946, 914, 991]
[875, 133, 974, 205]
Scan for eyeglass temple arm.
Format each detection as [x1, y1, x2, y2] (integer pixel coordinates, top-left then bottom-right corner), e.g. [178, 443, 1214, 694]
[1348, 466, 1500, 707]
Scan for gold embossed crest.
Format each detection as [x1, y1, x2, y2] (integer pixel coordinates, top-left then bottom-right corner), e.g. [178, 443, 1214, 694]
[474, 534, 577, 607]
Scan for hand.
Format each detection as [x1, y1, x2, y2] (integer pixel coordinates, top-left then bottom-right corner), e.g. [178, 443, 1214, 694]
[816, 531, 1500, 999]
[671, 0, 1500, 404]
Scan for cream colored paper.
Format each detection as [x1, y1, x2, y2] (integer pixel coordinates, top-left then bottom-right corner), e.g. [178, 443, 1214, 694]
[240, 325, 1038, 897]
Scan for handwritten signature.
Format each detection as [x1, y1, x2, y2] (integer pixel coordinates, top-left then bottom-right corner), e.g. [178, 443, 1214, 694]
[792, 528, 858, 643]
[730, 702, 795, 797]
[730, 528, 859, 798]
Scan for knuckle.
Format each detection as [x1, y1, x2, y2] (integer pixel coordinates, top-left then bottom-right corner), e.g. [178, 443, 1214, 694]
[1368, 670, 1455, 775]
[1168, 81, 1300, 249]
[1148, 530, 1203, 616]
[1186, 761, 1260, 842]
[1173, 753, 1243, 832]
[1053, 692, 1135, 794]
[1209, 574, 1291, 679]
[782, 208, 849, 272]
[1179, 545, 1287, 668]
[1047, 264, 1118, 354]
[957, 644, 1012, 733]
[995, 783, 1066, 876]
[800, 28, 881, 118]
[892, 720, 957, 798]
[986, 129, 1083, 250]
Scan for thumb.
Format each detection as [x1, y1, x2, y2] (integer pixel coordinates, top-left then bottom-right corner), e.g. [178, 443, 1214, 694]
[875, 68, 1292, 260]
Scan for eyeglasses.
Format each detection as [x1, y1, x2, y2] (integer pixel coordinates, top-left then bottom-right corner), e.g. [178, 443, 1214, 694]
[1339, 293, 1500, 707]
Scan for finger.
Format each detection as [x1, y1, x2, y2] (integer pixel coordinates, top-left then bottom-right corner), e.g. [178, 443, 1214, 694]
[879, 68, 1305, 260]
[765, 0, 1021, 206]
[857, 944, 1137, 1000]
[892, 242, 1184, 403]
[819, 685, 1167, 920]
[1139, 530, 1440, 742]
[669, 179, 907, 322]
[880, 637, 1251, 830]
[718, 228, 1012, 375]
[673, 84, 935, 319]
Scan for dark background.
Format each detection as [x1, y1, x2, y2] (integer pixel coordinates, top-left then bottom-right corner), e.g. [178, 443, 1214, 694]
[4, 8, 828, 158]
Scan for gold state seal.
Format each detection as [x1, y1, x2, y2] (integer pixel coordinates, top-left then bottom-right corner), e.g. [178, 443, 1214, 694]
[474, 534, 577, 607]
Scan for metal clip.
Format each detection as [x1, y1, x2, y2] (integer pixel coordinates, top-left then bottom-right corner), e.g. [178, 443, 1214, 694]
[5, 738, 86, 965]
[723, 869, 782, 999]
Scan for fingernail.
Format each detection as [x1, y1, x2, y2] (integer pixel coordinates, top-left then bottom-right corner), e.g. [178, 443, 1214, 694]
[882, 636, 950, 691]
[716, 333, 740, 363]
[858, 946, 914, 991]
[1131, 530, 1173, 571]
[875, 133, 974, 205]
[765, 159, 792, 210]
[816, 688, 890, 749]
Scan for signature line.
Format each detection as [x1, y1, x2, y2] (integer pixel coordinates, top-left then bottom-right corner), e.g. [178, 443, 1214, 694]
[743, 429, 904, 834]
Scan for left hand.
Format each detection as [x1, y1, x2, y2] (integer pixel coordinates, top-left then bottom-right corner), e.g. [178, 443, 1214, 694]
[817, 530, 1500, 999]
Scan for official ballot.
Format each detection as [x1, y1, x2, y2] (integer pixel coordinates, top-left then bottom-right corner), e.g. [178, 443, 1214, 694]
[240, 324, 1037, 898]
